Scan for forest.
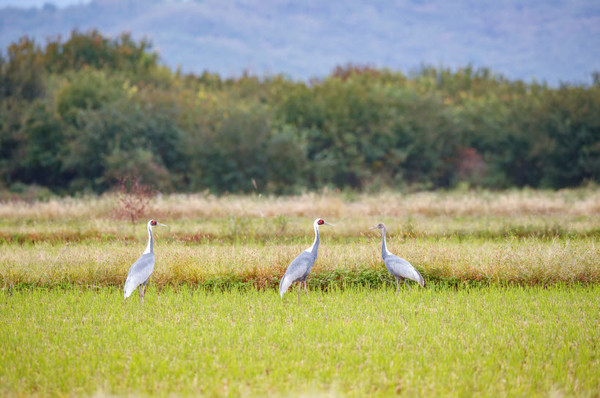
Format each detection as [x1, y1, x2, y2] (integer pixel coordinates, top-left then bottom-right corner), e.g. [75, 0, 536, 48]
[1, 30, 599, 196]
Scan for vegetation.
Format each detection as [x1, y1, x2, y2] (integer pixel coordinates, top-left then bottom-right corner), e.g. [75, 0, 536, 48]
[1, 286, 599, 396]
[1, 31, 599, 196]
[1, 189, 598, 289]
[1, 27, 598, 396]
[0, 190, 598, 396]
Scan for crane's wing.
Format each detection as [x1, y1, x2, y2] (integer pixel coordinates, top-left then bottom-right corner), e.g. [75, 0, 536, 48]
[384, 254, 425, 287]
[124, 253, 155, 298]
[279, 251, 314, 298]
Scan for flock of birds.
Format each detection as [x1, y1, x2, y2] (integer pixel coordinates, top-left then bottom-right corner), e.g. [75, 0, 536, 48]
[124, 218, 425, 302]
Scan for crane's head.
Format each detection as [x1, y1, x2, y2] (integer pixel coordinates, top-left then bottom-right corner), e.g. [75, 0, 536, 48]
[369, 223, 386, 231]
[315, 218, 334, 227]
[148, 219, 167, 227]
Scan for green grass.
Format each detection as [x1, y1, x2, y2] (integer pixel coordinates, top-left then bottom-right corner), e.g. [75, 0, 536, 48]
[1, 286, 599, 396]
[1, 190, 599, 396]
[1, 213, 599, 244]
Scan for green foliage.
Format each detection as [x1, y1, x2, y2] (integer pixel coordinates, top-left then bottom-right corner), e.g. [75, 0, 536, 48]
[18, 100, 64, 188]
[0, 37, 45, 101]
[1, 32, 599, 194]
[44, 29, 158, 77]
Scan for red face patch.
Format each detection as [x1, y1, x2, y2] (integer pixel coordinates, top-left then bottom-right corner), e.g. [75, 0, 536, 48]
[151, 220, 157, 226]
[318, 219, 324, 225]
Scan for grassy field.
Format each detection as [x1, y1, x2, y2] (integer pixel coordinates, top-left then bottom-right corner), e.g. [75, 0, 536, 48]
[2, 286, 599, 397]
[0, 189, 599, 396]
[1, 188, 599, 288]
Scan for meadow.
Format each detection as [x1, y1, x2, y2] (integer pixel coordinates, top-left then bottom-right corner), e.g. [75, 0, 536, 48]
[2, 286, 599, 397]
[0, 189, 599, 396]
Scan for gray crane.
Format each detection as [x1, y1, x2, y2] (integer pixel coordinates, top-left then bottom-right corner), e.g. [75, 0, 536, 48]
[279, 218, 333, 302]
[370, 223, 424, 291]
[124, 219, 166, 301]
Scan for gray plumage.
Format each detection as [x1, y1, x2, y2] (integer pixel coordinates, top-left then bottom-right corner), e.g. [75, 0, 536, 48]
[279, 218, 333, 302]
[123, 219, 166, 300]
[370, 223, 424, 291]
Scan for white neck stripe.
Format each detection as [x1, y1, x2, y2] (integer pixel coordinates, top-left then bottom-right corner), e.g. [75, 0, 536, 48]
[304, 222, 319, 253]
[143, 225, 153, 254]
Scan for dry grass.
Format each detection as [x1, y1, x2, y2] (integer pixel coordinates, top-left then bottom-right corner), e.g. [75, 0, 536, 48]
[2, 237, 598, 288]
[153, 188, 600, 218]
[0, 213, 597, 245]
[1, 188, 598, 288]
[1, 189, 599, 244]
[1, 187, 599, 221]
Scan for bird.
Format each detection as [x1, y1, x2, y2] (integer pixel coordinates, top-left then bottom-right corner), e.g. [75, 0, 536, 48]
[124, 219, 166, 301]
[369, 223, 424, 291]
[279, 218, 333, 302]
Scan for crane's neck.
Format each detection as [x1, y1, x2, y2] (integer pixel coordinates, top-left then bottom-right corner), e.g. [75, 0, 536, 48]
[304, 224, 320, 256]
[381, 228, 392, 258]
[143, 224, 154, 254]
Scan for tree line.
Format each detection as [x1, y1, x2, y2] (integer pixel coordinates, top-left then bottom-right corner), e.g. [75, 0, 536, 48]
[1, 30, 599, 196]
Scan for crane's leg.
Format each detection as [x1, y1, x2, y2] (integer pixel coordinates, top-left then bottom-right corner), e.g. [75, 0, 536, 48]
[297, 282, 301, 304]
[140, 282, 147, 302]
[304, 281, 309, 297]
[404, 279, 412, 290]
[395, 277, 400, 293]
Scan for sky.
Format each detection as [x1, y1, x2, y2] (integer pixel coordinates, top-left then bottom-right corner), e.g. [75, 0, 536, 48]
[0, 0, 89, 7]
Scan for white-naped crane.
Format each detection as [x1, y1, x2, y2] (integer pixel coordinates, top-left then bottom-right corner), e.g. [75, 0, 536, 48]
[279, 218, 333, 302]
[124, 219, 166, 301]
[370, 223, 424, 291]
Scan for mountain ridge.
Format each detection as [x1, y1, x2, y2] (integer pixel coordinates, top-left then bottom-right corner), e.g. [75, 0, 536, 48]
[1, 0, 599, 84]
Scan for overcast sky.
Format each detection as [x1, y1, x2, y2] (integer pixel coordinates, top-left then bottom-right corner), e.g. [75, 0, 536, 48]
[0, 0, 89, 7]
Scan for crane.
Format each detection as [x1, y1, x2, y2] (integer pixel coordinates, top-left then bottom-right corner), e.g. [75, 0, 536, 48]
[124, 219, 166, 301]
[279, 218, 333, 302]
[369, 223, 424, 291]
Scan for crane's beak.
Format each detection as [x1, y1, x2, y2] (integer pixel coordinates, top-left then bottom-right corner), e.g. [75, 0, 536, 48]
[158, 223, 167, 227]
[369, 225, 378, 230]
[324, 221, 335, 227]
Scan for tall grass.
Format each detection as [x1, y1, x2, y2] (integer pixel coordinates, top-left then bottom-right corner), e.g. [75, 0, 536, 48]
[1, 187, 599, 220]
[1, 237, 598, 288]
[0, 189, 598, 288]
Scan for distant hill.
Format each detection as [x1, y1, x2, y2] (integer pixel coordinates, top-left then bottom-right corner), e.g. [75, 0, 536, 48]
[1, 0, 599, 84]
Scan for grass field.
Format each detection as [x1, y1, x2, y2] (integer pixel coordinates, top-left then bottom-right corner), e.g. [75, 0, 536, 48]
[0, 189, 599, 396]
[2, 286, 599, 397]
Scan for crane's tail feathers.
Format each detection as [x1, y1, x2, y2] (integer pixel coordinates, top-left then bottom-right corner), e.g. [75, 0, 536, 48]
[279, 275, 292, 298]
[123, 278, 137, 299]
[414, 269, 425, 287]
